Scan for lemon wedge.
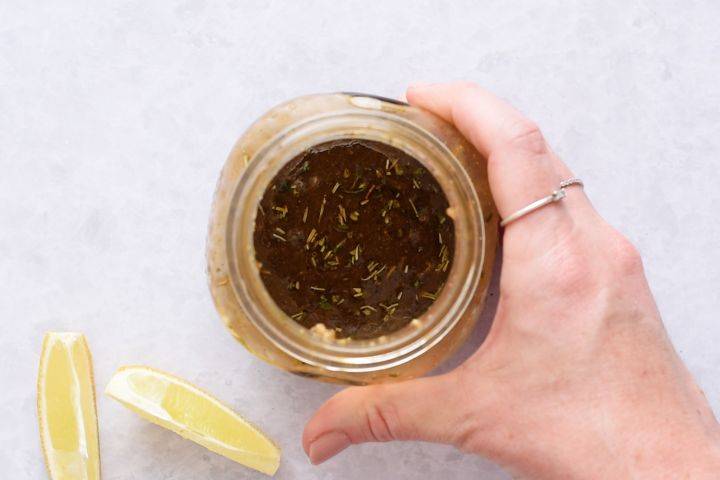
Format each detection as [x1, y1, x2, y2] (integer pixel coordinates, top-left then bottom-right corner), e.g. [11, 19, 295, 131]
[105, 366, 280, 475]
[37, 332, 100, 480]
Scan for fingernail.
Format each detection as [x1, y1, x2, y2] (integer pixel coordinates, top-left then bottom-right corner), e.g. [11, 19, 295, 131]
[308, 431, 351, 465]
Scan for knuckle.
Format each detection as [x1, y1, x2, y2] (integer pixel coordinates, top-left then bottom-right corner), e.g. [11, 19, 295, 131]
[363, 386, 408, 442]
[607, 231, 644, 275]
[362, 393, 401, 442]
[504, 118, 547, 155]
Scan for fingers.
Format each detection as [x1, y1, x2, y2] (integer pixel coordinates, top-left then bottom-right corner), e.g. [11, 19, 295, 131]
[406, 82, 592, 228]
[303, 373, 466, 464]
[407, 82, 538, 159]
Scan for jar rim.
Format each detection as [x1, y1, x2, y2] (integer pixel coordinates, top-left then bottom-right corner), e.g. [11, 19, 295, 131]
[225, 99, 486, 372]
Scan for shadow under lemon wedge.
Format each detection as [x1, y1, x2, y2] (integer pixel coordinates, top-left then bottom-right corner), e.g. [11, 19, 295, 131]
[37, 332, 101, 480]
[105, 365, 281, 476]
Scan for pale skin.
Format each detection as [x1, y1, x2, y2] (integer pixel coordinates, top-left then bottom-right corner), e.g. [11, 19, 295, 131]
[302, 82, 720, 479]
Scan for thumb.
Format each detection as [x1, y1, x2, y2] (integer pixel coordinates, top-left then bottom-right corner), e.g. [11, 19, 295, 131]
[302, 372, 468, 464]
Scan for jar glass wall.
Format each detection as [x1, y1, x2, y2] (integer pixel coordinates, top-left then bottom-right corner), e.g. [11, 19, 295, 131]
[207, 93, 498, 384]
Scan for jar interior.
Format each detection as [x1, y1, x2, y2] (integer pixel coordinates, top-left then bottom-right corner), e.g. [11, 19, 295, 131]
[252, 138, 456, 341]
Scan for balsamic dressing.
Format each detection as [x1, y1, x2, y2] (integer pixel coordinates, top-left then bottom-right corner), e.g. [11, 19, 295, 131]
[253, 140, 454, 339]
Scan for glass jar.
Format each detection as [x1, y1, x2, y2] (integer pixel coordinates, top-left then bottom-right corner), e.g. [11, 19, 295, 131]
[207, 93, 498, 384]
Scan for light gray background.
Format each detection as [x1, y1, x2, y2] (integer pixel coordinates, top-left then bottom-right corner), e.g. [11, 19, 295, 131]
[2, 1, 719, 478]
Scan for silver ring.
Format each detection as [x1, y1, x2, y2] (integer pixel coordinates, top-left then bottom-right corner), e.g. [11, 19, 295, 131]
[500, 178, 584, 227]
[560, 178, 584, 189]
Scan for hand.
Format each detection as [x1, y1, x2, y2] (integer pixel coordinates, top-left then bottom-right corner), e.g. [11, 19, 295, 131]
[302, 82, 720, 479]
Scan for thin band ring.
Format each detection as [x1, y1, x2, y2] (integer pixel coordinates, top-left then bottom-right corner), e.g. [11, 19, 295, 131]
[559, 178, 584, 189]
[500, 178, 584, 227]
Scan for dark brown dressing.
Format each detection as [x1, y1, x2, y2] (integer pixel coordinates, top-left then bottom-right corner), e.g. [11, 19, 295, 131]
[253, 140, 454, 339]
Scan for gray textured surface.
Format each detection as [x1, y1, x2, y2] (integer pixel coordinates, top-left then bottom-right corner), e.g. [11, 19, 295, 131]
[2, 1, 719, 478]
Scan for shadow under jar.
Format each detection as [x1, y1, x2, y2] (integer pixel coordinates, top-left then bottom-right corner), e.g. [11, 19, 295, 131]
[207, 93, 498, 384]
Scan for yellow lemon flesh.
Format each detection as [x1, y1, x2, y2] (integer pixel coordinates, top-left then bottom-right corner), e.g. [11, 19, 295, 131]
[105, 366, 280, 475]
[37, 332, 100, 480]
